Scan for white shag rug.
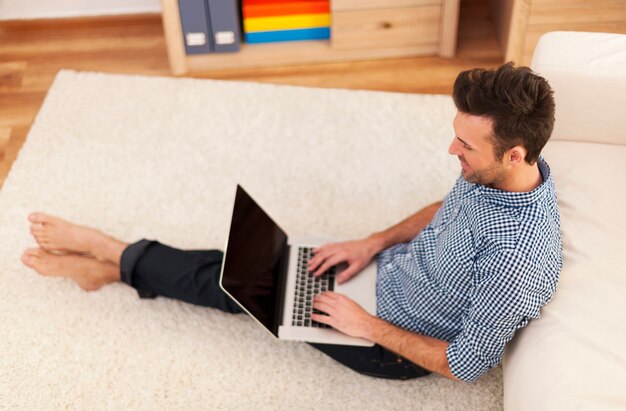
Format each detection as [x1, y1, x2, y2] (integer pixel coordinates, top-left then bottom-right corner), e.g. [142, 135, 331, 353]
[0, 70, 503, 410]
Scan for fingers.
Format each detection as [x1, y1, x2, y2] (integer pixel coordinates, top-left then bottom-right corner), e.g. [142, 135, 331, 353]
[311, 242, 336, 254]
[312, 311, 330, 326]
[309, 244, 345, 277]
[312, 292, 365, 334]
[312, 292, 338, 313]
[312, 253, 345, 277]
[336, 264, 360, 284]
[308, 243, 336, 271]
[312, 296, 334, 314]
[310, 313, 334, 327]
[308, 241, 368, 281]
[316, 291, 340, 301]
[312, 292, 339, 326]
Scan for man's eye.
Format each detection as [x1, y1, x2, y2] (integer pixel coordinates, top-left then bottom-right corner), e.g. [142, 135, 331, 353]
[463, 144, 472, 150]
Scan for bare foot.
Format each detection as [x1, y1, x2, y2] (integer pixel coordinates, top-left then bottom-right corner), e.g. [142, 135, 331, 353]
[21, 248, 120, 291]
[28, 212, 127, 264]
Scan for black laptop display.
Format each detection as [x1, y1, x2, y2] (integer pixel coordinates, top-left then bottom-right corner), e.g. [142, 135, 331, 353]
[221, 186, 289, 336]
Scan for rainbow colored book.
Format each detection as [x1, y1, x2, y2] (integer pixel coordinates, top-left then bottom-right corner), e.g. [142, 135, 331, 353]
[243, 0, 330, 18]
[245, 27, 330, 44]
[243, 0, 331, 44]
[244, 13, 330, 32]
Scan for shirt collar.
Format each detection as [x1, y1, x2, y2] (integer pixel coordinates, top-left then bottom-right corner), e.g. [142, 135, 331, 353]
[472, 156, 553, 208]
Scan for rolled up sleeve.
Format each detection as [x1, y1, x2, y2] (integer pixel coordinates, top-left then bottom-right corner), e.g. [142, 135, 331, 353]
[445, 250, 547, 382]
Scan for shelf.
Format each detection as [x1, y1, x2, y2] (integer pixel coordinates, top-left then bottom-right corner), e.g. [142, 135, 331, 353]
[161, 0, 458, 75]
[185, 40, 438, 72]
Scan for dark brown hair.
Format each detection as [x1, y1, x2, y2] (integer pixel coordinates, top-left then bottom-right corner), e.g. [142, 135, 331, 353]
[452, 62, 555, 164]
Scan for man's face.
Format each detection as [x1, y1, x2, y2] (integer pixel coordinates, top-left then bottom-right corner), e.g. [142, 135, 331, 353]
[448, 111, 507, 187]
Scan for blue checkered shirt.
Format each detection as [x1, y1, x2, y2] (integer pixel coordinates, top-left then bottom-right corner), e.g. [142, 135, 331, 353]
[376, 157, 563, 382]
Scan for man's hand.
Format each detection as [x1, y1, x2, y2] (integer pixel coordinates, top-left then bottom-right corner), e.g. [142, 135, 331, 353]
[311, 291, 376, 340]
[307, 201, 442, 285]
[308, 238, 382, 284]
[313, 292, 459, 381]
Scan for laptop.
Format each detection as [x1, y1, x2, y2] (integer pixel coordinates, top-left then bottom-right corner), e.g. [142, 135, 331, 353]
[219, 185, 377, 346]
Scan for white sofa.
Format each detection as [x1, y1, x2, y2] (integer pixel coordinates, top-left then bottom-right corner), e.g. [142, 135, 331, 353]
[503, 32, 626, 410]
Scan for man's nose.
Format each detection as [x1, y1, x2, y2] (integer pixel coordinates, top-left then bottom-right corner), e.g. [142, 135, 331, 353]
[448, 139, 459, 156]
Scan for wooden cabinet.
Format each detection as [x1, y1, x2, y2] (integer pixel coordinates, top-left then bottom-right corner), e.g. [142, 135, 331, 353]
[331, 6, 442, 51]
[492, 0, 626, 66]
[161, 0, 460, 75]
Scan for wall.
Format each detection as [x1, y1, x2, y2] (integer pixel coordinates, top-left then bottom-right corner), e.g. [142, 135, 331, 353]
[0, 0, 161, 20]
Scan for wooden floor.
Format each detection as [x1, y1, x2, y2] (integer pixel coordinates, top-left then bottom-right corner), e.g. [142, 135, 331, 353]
[0, 0, 502, 188]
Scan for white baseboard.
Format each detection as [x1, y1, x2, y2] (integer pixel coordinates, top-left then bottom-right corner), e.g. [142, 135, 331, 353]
[0, 0, 162, 20]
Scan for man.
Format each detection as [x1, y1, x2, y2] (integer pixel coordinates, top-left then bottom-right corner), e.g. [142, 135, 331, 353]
[21, 62, 562, 383]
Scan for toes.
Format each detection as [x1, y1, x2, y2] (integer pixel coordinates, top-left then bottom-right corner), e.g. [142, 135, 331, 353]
[20, 252, 33, 268]
[29, 226, 48, 246]
[21, 248, 41, 268]
[26, 247, 43, 256]
[28, 212, 43, 223]
[28, 212, 53, 224]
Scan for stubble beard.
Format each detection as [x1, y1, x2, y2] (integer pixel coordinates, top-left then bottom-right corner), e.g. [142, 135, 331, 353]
[462, 161, 506, 188]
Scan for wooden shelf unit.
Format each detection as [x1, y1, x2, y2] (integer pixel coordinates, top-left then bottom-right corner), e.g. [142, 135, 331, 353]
[491, 0, 626, 66]
[161, 0, 460, 75]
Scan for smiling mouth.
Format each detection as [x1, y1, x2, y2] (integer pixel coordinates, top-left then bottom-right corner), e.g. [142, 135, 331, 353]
[458, 157, 469, 170]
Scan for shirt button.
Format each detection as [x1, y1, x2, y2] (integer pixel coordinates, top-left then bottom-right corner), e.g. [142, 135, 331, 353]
[464, 229, 470, 235]
[385, 263, 393, 270]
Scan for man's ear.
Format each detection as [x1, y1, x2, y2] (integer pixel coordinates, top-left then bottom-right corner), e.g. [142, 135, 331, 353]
[507, 146, 526, 165]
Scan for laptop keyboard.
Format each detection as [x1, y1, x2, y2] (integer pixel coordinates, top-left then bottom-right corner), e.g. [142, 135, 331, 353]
[291, 247, 336, 328]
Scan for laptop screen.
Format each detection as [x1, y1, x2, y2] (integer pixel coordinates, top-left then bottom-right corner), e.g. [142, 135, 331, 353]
[221, 185, 288, 337]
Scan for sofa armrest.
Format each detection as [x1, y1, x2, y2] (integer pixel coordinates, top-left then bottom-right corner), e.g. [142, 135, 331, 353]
[531, 31, 626, 146]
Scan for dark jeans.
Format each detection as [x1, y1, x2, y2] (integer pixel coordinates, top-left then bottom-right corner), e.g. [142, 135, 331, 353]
[120, 240, 431, 380]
